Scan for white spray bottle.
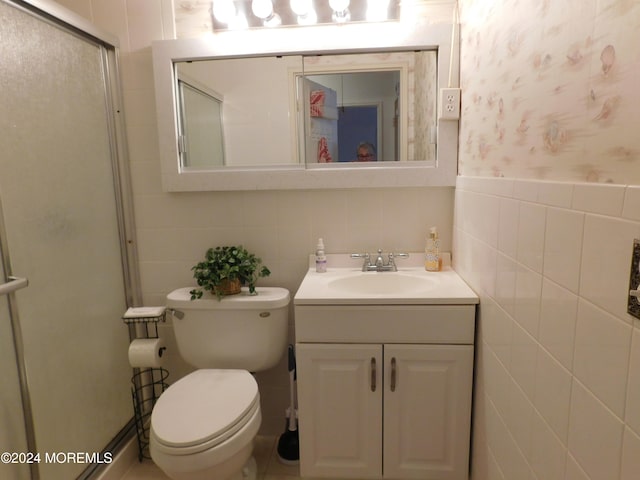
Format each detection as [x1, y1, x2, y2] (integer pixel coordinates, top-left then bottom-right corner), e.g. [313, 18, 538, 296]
[315, 238, 327, 273]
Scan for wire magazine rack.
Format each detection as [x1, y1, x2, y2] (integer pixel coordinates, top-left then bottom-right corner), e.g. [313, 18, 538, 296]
[122, 308, 169, 461]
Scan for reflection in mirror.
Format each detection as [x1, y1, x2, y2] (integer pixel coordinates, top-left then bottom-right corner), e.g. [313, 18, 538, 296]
[302, 70, 400, 163]
[175, 56, 302, 168]
[301, 51, 437, 166]
[177, 74, 225, 168]
[172, 51, 436, 170]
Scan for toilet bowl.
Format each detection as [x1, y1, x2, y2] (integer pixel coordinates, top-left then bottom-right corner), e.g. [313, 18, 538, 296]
[150, 287, 289, 480]
[150, 370, 261, 480]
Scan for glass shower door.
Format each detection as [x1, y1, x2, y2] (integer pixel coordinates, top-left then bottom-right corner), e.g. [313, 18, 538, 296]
[0, 2, 135, 479]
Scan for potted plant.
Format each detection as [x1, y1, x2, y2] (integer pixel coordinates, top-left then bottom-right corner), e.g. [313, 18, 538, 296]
[189, 245, 271, 300]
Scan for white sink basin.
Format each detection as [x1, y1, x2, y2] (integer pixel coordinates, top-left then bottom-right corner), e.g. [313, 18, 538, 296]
[294, 253, 478, 306]
[328, 273, 438, 295]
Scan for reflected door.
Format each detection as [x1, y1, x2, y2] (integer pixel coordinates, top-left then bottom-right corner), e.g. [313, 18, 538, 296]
[337, 105, 379, 162]
[303, 78, 338, 163]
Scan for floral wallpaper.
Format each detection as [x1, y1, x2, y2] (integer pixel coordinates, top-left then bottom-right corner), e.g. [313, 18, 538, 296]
[458, 0, 640, 185]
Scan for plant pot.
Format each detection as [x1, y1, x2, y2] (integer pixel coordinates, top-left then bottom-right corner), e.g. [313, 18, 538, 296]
[213, 278, 242, 296]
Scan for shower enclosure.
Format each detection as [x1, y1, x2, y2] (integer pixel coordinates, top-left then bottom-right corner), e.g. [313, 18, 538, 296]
[0, 1, 139, 479]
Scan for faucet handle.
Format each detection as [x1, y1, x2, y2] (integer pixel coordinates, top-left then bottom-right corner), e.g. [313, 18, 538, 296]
[388, 252, 409, 270]
[351, 252, 372, 272]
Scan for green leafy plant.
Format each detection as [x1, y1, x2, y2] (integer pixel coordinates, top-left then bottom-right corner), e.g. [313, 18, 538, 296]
[189, 245, 271, 300]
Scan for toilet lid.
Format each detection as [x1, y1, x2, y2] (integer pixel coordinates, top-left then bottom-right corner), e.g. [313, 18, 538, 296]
[152, 369, 259, 448]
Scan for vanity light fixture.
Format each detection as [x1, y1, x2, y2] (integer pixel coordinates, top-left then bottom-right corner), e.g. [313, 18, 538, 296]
[210, 0, 400, 30]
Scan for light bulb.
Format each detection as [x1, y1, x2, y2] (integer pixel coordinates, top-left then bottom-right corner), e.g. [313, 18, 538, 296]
[290, 0, 311, 16]
[252, 0, 273, 19]
[212, 0, 236, 24]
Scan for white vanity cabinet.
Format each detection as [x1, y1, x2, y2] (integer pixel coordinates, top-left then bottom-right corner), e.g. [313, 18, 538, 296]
[294, 304, 476, 480]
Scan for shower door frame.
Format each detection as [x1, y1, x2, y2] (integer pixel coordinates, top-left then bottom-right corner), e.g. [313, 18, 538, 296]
[0, 197, 36, 480]
[1, 1, 141, 479]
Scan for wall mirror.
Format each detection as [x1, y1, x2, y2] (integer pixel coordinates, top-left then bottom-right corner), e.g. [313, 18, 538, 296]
[152, 21, 458, 191]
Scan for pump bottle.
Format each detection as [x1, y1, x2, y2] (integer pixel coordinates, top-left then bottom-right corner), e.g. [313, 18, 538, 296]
[425, 227, 441, 272]
[315, 238, 327, 273]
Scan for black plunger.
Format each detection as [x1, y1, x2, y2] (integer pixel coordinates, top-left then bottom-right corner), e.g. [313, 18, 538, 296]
[276, 344, 299, 464]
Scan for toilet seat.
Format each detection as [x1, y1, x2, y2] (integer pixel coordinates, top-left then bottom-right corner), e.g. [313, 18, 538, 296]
[151, 369, 259, 456]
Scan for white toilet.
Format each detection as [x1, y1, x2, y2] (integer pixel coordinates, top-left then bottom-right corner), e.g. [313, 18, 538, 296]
[150, 286, 290, 480]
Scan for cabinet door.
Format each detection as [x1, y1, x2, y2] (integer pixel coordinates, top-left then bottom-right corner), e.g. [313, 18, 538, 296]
[383, 344, 474, 480]
[297, 343, 383, 478]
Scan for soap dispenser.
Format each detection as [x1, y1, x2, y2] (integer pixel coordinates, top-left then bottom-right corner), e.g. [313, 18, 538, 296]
[315, 238, 327, 273]
[425, 227, 441, 272]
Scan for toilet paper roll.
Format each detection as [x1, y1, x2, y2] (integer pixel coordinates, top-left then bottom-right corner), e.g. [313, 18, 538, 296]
[128, 338, 165, 368]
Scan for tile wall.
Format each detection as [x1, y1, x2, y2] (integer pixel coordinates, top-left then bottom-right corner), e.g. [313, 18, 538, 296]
[454, 176, 640, 480]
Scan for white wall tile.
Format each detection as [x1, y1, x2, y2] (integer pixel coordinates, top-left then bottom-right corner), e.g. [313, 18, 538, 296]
[480, 297, 513, 367]
[465, 191, 499, 246]
[482, 347, 512, 423]
[488, 399, 533, 480]
[574, 300, 632, 418]
[513, 179, 539, 202]
[54, 0, 91, 19]
[543, 207, 584, 293]
[514, 264, 542, 338]
[565, 454, 591, 480]
[625, 329, 640, 436]
[538, 279, 578, 370]
[495, 253, 517, 317]
[530, 410, 567, 480]
[622, 186, 640, 221]
[538, 181, 574, 208]
[510, 322, 538, 400]
[517, 202, 546, 273]
[568, 379, 624, 480]
[621, 427, 640, 480]
[477, 193, 501, 247]
[92, 0, 130, 50]
[580, 214, 640, 323]
[534, 347, 572, 443]
[572, 183, 625, 217]
[504, 376, 534, 460]
[455, 177, 640, 480]
[125, 0, 166, 51]
[498, 198, 519, 259]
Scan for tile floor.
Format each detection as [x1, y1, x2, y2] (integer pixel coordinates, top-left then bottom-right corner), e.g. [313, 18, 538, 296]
[120, 435, 302, 480]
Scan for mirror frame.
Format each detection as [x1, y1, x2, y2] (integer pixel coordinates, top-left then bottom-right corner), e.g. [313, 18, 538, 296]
[152, 20, 458, 191]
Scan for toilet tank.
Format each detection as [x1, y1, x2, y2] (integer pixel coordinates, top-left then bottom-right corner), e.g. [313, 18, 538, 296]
[167, 287, 289, 372]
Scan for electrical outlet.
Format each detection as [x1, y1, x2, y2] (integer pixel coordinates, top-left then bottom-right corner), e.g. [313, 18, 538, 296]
[628, 239, 640, 320]
[439, 87, 461, 120]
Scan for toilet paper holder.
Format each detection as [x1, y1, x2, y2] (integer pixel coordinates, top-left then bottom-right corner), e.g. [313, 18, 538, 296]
[122, 307, 170, 461]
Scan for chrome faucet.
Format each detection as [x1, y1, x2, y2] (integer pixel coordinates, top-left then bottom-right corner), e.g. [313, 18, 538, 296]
[351, 249, 409, 272]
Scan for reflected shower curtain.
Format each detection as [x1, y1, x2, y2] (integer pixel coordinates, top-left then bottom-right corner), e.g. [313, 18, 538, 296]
[0, 2, 132, 479]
